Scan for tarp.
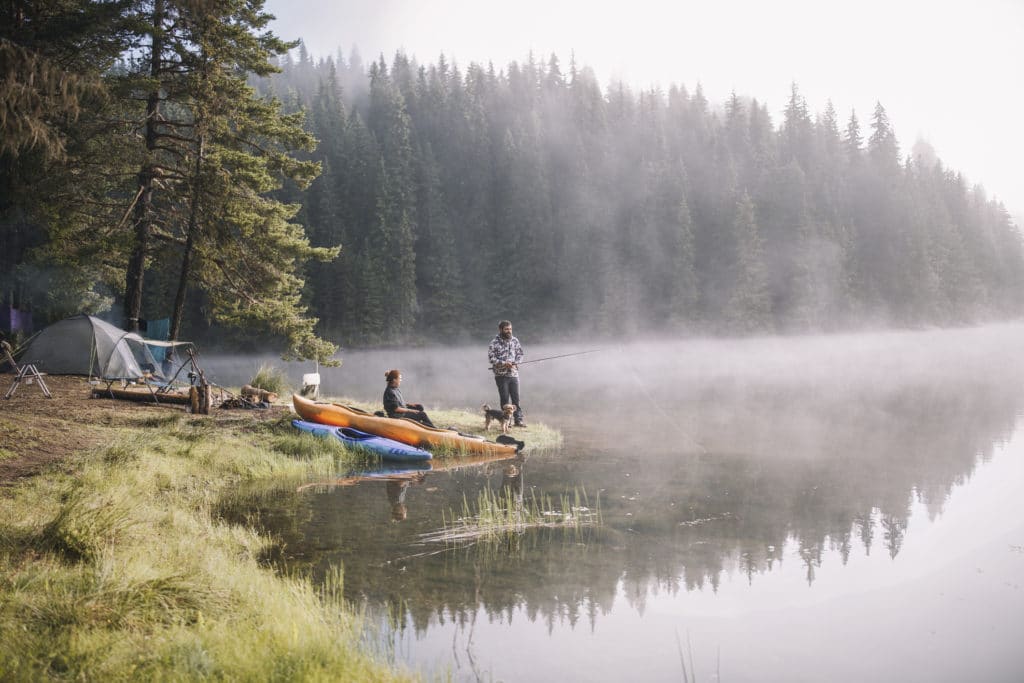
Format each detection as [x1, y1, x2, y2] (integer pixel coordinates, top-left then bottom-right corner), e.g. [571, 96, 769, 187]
[145, 318, 170, 362]
[19, 314, 188, 379]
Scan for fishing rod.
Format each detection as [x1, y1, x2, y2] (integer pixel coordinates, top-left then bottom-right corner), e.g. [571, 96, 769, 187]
[489, 348, 604, 369]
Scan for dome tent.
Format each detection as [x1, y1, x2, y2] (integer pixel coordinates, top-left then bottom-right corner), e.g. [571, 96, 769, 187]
[20, 314, 161, 379]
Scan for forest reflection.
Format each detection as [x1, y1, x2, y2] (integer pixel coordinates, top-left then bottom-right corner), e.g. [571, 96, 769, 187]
[215, 327, 1024, 636]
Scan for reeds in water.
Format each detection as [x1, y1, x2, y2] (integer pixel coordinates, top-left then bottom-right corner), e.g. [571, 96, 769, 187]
[422, 486, 601, 548]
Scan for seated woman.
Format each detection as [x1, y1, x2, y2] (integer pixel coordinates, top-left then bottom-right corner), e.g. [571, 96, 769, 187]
[383, 369, 436, 427]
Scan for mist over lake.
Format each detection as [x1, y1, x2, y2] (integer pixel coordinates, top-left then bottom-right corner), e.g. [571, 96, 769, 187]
[212, 324, 1024, 681]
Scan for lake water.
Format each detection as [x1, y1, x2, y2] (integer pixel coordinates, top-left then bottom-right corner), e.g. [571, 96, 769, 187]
[210, 325, 1024, 681]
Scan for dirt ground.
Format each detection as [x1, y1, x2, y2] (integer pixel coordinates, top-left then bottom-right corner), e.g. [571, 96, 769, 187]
[0, 374, 289, 487]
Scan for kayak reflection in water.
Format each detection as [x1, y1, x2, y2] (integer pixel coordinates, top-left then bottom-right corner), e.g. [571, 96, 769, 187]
[385, 473, 427, 522]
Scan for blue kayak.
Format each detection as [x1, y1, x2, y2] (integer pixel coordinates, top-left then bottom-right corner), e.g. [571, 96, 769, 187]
[292, 419, 433, 462]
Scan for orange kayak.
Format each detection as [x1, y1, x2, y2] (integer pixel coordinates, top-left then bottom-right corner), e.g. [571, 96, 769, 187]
[292, 394, 520, 455]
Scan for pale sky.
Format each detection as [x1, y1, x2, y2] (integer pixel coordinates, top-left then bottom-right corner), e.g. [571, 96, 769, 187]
[265, 0, 1024, 216]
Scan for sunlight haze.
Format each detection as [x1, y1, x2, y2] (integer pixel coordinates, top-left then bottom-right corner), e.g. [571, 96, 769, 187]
[266, 0, 1024, 215]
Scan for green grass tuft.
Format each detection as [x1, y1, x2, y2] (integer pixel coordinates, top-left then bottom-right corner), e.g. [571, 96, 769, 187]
[37, 489, 138, 563]
[101, 433, 150, 465]
[134, 413, 184, 429]
[250, 363, 290, 395]
[270, 429, 350, 462]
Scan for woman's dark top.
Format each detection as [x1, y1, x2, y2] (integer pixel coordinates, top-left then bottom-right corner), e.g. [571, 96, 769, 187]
[383, 385, 405, 417]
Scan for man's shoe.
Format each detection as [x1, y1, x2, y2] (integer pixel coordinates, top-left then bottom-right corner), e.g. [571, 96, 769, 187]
[514, 422, 527, 428]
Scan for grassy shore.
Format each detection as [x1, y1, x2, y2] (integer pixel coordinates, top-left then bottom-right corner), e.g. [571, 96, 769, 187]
[0, 408, 403, 681]
[0, 394, 559, 680]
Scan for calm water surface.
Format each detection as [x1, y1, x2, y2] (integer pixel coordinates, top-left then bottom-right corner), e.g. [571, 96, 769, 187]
[213, 326, 1024, 681]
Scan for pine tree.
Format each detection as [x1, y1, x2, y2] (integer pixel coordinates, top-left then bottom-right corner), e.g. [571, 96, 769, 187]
[843, 110, 863, 165]
[780, 82, 813, 170]
[367, 60, 418, 339]
[301, 68, 348, 340]
[724, 90, 750, 179]
[748, 99, 776, 178]
[415, 143, 464, 338]
[331, 111, 379, 342]
[817, 101, 843, 174]
[119, 0, 175, 332]
[644, 163, 698, 327]
[868, 102, 900, 171]
[114, 0, 336, 360]
[724, 192, 771, 331]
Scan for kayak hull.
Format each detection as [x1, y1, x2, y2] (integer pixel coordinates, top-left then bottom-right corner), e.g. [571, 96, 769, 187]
[292, 419, 432, 462]
[292, 394, 519, 455]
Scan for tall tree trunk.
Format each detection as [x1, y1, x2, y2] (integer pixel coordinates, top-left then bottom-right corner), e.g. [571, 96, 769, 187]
[123, 0, 165, 332]
[170, 133, 204, 342]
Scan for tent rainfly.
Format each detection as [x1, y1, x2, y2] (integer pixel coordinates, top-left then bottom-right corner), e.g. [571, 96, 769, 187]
[20, 314, 190, 379]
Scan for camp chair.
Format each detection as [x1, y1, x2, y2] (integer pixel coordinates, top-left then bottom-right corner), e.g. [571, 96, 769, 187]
[2, 340, 52, 399]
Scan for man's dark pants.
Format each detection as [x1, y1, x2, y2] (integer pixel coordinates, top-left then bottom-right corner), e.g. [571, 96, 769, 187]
[494, 375, 523, 424]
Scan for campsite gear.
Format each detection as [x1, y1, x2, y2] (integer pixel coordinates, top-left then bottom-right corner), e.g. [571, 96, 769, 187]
[219, 395, 270, 410]
[292, 394, 521, 455]
[2, 340, 52, 399]
[157, 345, 214, 413]
[20, 314, 192, 379]
[22, 314, 212, 410]
[488, 348, 603, 370]
[292, 420, 433, 462]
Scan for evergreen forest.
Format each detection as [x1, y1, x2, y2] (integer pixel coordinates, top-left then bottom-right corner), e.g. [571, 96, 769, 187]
[3, 0, 1022, 356]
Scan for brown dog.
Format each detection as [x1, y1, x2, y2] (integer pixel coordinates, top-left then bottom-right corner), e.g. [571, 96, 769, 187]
[482, 403, 516, 434]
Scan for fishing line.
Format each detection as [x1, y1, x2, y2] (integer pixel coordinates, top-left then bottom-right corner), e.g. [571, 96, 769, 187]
[488, 348, 604, 370]
[519, 348, 605, 364]
[620, 354, 707, 455]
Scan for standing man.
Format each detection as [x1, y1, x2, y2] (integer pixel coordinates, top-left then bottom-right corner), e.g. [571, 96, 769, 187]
[488, 320, 526, 427]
